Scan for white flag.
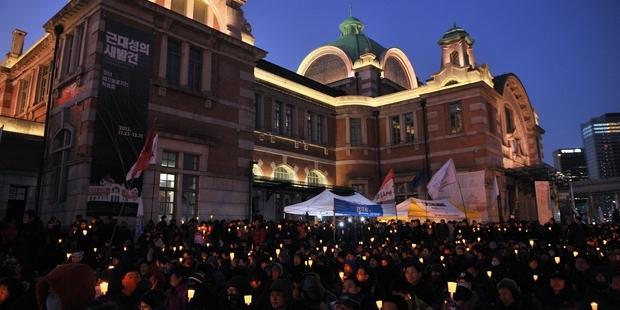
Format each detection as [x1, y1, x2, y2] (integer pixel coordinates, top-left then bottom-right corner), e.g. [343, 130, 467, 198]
[374, 168, 395, 203]
[427, 159, 458, 200]
[491, 176, 499, 198]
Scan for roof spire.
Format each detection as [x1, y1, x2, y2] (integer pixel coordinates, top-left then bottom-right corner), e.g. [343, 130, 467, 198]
[453, 21, 457, 28]
[349, 3, 352, 17]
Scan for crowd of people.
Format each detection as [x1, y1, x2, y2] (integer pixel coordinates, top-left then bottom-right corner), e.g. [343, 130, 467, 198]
[0, 209, 619, 310]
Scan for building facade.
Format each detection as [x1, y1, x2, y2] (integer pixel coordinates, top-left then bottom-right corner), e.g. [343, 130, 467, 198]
[553, 148, 588, 182]
[1, 0, 545, 224]
[581, 113, 620, 180]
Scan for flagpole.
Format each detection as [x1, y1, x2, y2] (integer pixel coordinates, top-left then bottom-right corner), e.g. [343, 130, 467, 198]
[150, 166, 157, 221]
[456, 177, 469, 222]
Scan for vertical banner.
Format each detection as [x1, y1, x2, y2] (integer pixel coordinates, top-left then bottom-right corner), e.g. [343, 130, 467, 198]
[535, 181, 552, 224]
[87, 19, 152, 216]
[433, 170, 488, 222]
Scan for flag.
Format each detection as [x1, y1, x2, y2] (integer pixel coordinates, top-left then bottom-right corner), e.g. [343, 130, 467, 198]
[427, 159, 458, 200]
[374, 168, 395, 203]
[409, 169, 426, 192]
[491, 176, 499, 198]
[126, 130, 158, 181]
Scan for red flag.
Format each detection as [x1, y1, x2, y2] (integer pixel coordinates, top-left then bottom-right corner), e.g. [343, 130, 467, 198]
[125, 130, 158, 181]
[374, 168, 395, 203]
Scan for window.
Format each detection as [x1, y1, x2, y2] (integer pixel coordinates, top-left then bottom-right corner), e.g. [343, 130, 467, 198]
[193, 0, 208, 24]
[188, 47, 202, 92]
[450, 51, 459, 66]
[505, 107, 516, 133]
[171, 0, 187, 15]
[274, 166, 293, 181]
[404, 112, 415, 143]
[351, 183, 366, 195]
[350, 118, 362, 146]
[307, 171, 324, 187]
[16, 78, 30, 114]
[182, 175, 198, 217]
[8, 186, 27, 201]
[274, 101, 282, 134]
[255, 93, 263, 129]
[449, 102, 463, 134]
[183, 154, 199, 171]
[35, 63, 51, 104]
[166, 39, 181, 87]
[306, 111, 314, 141]
[391, 115, 401, 145]
[51, 129, 71, 202]
[60, 34, 74, 77]
[315, 114, 324, 144]
[284, 104, 293, 137]
[159, 173, 176, 215]
[161, 151, 177, 168]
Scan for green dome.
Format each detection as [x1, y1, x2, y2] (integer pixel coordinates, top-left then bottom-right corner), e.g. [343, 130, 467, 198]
[327, 16, 387, 62]
[438, 24, 475, 45]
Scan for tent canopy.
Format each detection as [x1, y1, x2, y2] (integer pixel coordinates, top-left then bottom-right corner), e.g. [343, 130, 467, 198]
[284, 189, 378, 217]
[380, 197, 472, 222]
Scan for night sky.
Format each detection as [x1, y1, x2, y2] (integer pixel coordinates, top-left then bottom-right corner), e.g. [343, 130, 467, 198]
[1, 0, 618, 165]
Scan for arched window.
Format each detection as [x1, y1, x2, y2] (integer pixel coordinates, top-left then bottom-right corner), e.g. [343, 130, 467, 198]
[52, 129, 72, 152]
[274, 166, 294, 182]
[450, 51, 460, 66]
[252, 163, 262, 177]
[307, 170, 325, 187]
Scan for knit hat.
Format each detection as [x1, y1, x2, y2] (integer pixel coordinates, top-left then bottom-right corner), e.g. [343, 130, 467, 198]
[270, 278, 293, 298]
[496, 278, 521, 297]
[36, 263, 96, 310]
[188, 272, 205, 284]
[335, 293, 362, 309]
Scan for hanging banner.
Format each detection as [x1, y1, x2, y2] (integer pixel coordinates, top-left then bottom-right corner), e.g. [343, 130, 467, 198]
[535, 181, 553, 224]
[87, 18, 152, 216]
[334, 198, 383, 217]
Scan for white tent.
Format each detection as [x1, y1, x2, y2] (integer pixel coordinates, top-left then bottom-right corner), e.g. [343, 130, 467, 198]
[380, 197, 469, 222]
[284, 189, 378, 217]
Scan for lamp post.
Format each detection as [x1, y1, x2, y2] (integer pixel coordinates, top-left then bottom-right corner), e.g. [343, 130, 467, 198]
[35, 24, 64, 215]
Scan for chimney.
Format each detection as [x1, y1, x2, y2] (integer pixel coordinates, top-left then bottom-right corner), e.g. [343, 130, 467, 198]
[9, 29, 27, 58]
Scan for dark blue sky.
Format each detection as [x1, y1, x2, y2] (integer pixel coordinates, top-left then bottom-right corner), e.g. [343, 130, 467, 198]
[2, 0, 619, 165]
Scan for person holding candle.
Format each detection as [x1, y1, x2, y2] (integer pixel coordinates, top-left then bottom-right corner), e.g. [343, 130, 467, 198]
[538, 268, 584, 310]
[495, 278, 541, 310]
[402, 260, 437, 308]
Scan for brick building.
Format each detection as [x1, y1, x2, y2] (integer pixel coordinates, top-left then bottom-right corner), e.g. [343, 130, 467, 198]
[0, 0, 545, 224]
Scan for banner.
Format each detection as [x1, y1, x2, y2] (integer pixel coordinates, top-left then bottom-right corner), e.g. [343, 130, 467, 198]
[374, 168, 395, 203]
[430, 169, 489, 222]
[427, 159, 458, 200]
[535, 181, 553, 224]
[88, 19, 152, 216]
[334, 198, 383, 217]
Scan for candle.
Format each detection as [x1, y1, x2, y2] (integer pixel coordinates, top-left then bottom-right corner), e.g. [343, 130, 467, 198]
[514, 249, 518, 255]
[603, 240, 608, 245]
[477, 237, 481, 242]
[179, 246, 183, 251]
[591, 302, 598, 310]
[308, 259, 313, 267]
[187, 288, 195, 301]
[93, 247, 97, 253]
[82, 229, 88, 236]
[362, 255, 367, 261]
[339, 271, 344, 280]
[447, 281, 458, 298]
[230, 252, 235, 260]
[275, 249, 281, 256]
[419, 257, 424, 264]
[529, 240, 535, 247]
[99, 281, 109, 295]
[371, 237, 375, 242]
[533, 274, 538, 281]
[244, 295, 252, 305]
[280, 243, 283, 249]
[573, 251, 579, 257]
[108, 265, 114, 270]
[178, 257, 183, 263]
[173, 246, 177, 252]
[323, 246, 328, 253]
[58, 238, 62, 244]
[487, 270, 492, 278]
[123, 246, 127, 252]
[411, 243, 417, 249]
[376, 300, 383, 309]
[440, 255, 445, 261]
[554, 256, 560, 264]
[66, 253, 71, 259]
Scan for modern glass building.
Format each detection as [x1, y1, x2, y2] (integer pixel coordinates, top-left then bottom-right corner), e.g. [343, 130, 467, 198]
[581, 113, 620, 179]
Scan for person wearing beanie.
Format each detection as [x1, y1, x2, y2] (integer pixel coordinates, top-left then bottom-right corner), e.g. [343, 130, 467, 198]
[139, 289, 166, 310]
[496, 277, 541, 310]
[166, 265, 188, 310]
[538, 269, 583, 309]
[36, 263, 96, 310]
[269, 278, 293, 310]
